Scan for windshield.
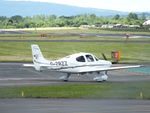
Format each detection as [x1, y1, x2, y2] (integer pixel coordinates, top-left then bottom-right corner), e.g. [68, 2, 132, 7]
[86, 55, 94, 62]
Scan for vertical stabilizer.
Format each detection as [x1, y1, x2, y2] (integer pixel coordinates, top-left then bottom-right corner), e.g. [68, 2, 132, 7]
[31, 44, 47, 71]
[31, 44, 45, 62]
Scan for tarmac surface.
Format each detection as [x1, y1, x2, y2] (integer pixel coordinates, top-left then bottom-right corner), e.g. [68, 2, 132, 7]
[0, 30, 150, 38]
[0, 30, 31, 34]
[0, 40, 150, 43]
[0, 63, 150, 87]
[0, 63, 150, 113]
[0, 31, 150, 113]
[0, 31, 150, 43]
[0, 98, 150, 113]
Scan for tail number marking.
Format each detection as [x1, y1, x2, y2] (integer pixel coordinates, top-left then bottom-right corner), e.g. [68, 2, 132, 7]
[50, 61, 68, 66]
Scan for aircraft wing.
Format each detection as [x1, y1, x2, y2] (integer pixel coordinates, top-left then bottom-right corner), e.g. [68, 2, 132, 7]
[23, 63, 141, 73]
[77, 65, 141, 73]
[23, 64, 34, 67]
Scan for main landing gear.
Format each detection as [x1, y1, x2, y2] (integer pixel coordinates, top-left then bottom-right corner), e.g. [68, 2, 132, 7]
[59, 73, 71, 82]
[93, 71, 108, 82]
[59, 71, 108, 82]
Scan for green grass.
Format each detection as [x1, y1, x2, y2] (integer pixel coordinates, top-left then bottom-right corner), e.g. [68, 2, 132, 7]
[28, 28, 150, 35]
[0, 27, 150, 41]
[0, 28, 150, 63]
[0, 42, 149, 63]
[1, 27, 150, 34]
[0, 82, 150, 99]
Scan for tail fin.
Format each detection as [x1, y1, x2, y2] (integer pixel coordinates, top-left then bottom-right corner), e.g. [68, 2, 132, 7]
[31, 44, 45, 62]
[31, 44, 47, 71]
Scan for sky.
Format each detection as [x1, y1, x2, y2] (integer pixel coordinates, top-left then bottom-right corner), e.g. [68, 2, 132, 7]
[8, 0, 150, 12]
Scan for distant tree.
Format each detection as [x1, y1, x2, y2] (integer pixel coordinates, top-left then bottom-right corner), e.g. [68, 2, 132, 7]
[0, 16, 7, 22]
[24, 23, 30, 28]
[140, 13, 146, 20]
[127, 13, 138, 20]
[112, 14, 120, 20]
[10, 15, 23, 23]
[0, 13, 147, 28]
[90, 14, 96, 18]
[47, 15, 57, 20]
[2, 19, 13, 28]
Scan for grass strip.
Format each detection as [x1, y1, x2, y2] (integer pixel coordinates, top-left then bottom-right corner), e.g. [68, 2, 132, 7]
[1, 27, 150, 34]
[0, 42, 149, 63]
[0, 82, 150, 99]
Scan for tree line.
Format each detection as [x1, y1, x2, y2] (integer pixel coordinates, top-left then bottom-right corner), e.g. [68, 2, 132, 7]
[0, 13, 148, 28]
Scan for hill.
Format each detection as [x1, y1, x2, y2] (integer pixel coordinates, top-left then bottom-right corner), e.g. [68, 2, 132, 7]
[0, 0, 128, 17]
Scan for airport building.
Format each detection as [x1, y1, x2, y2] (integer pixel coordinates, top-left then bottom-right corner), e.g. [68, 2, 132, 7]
[143, 20, 150, 26]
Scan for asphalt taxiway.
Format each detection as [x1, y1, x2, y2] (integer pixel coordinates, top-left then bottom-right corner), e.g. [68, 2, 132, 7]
[0, 40, 150, 43]
[0, 63, 150, 87]
[0, 63, 150, 113]
[0, 98, 150, 113]
[1, 30, 150, 38]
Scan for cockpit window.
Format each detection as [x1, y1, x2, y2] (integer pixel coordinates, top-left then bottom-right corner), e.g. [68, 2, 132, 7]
[86, 55, 94, 62]
[94, 56, 99, 61]
[76, 56, 85, 62]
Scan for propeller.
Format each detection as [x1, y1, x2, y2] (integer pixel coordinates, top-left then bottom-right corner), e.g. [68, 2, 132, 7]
[101, 53, 108, 60]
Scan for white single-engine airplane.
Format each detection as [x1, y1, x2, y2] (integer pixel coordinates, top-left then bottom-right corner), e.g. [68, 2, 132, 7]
[23, 44, 141, 82]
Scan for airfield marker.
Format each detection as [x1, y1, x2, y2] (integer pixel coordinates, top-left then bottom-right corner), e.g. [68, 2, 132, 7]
[21, 91, 24, 97]
[140, 92, 143, 99]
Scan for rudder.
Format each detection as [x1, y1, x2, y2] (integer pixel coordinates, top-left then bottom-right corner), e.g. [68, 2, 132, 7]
[31, 44, 47, 71]
[31, 44, 45, 63]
